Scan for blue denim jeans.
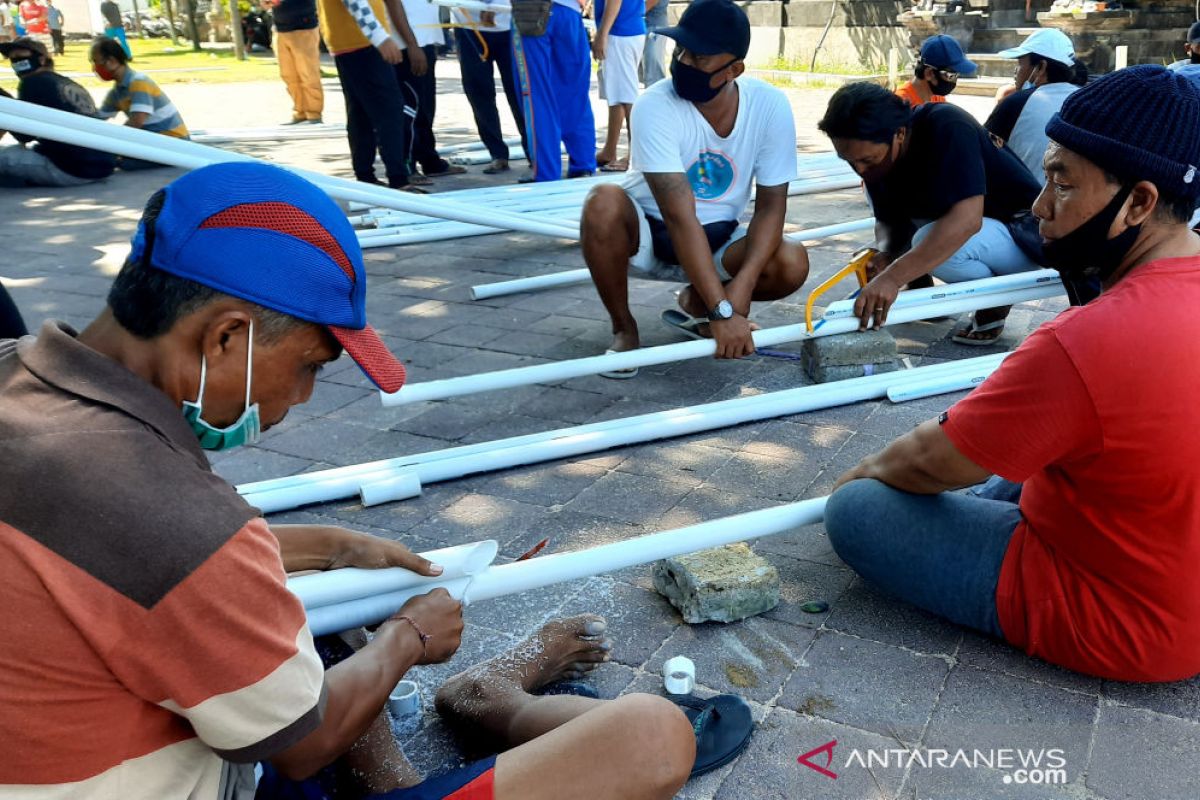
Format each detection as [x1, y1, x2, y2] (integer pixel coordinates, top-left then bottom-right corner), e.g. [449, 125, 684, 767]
[914, 217, 1040, 284]
[824, 476, 1022, 638]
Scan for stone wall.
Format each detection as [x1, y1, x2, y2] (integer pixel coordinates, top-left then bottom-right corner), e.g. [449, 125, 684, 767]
[668, 0, 911, 69]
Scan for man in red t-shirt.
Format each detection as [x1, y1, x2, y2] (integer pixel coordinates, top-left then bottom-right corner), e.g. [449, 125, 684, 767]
[18, 0, 46, 35]
[824, 65, 1200, 682]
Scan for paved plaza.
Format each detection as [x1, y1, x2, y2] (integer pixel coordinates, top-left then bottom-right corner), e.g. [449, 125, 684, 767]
[2, 68, 1197, 800]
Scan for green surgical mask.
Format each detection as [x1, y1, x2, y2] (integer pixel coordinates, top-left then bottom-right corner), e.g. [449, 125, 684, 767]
[182, 322, 261, 451]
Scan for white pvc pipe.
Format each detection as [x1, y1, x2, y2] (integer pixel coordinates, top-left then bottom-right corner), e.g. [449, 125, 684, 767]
[304, 498, 829, 635]
[241, 353, 1006, 512]
[289, 540, 499, 610]
[0, 98, 578, 240]
[192, 125, 348, 144]
[359, 473, 423, 506]
[307, 576, 474, 636]
[822, 270, 1064, 320]
[352, 173, 857, 245]
[381, 284, 1059, 406]
[468, 217, 877, 300]
[885, 360, 1005, 402]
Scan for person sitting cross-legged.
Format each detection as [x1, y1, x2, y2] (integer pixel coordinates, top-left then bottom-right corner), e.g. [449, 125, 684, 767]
[0, 161, 697, 800]
[825, 66, 1200, 683]
[580, 0, 809, 373]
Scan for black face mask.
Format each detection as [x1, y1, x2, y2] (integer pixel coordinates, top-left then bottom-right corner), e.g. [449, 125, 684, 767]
[1041, 184, 1142, 288]
[671, 55, 736, 104]
[929, 76, 957, 96]
[1191, 51, 1200, 64]
[11, 54, 40, 78]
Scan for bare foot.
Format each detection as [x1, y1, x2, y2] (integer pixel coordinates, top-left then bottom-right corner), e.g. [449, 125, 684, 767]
[610, 330, 640, 352]
[435, 616, 612, 722]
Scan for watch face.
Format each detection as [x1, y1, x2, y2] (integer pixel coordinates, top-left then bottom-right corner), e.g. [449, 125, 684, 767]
[714, 300, 733, 319]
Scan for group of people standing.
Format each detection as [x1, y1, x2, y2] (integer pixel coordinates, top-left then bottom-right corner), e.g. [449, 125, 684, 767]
[0, 0, 64, 54]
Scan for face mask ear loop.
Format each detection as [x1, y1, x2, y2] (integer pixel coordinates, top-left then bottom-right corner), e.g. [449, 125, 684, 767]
[193, 355, 208, 407]
[244, 320, 255, 411]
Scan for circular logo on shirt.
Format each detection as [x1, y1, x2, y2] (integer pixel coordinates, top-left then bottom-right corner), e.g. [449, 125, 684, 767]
[686, 150, 736, 201]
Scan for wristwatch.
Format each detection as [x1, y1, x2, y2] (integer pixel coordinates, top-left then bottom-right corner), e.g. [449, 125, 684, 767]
[707, 299, 734, 322]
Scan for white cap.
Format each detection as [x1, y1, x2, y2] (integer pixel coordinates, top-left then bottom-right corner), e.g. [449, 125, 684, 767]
[997, 29, 1076, 67]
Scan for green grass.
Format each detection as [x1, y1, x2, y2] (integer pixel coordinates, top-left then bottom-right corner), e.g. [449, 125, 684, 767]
[760, 56, 889, 76]
[41, 37, 295, 87]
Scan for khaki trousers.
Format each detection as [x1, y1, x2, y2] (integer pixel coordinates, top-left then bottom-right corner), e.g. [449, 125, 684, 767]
[275, 27, 324, 120]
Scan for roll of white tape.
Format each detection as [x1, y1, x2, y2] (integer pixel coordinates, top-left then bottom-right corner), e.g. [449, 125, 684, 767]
[663, 656, 696, 695]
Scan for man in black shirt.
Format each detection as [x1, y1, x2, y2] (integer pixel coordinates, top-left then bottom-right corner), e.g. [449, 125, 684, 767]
[265, 0, 324, 124]
[0, 38, 117, 187]
[819, 82, 1042, 345]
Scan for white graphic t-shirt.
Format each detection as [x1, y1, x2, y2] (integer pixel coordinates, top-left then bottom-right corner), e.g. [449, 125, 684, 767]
[624, 76, 797, 225]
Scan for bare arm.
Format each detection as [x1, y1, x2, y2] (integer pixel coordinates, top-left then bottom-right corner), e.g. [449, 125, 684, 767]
[383, 0, 423, 55]
[125, 111, 149, 129]
[645, 172, 726, 311]
[270, 523, 442, 576]
[644, 0, 659, 10]
[853, 194, 984, 329]
[834, 419, 992, 494]
[645, 172, 756, 358]
[725, 182, 787, 313]
[597, 0, 621, 37]
[269, 587, 463, 778]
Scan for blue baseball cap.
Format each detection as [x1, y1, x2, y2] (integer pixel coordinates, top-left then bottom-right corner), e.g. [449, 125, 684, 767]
[920, 34, 977, 76]
[129, 162, 406, 392]
[657, 0, 751, 60]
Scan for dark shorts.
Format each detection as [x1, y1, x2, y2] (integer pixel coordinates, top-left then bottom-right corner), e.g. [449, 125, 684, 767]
[645, 215, 739, 265]
[385, 757, 496, 799]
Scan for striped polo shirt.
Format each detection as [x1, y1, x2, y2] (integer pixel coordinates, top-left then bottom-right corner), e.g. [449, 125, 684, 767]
[0, 323, 325, 799]
[100, 69, 190, 138]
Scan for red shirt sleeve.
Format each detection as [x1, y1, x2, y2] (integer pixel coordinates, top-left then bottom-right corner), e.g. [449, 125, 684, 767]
[941, 324, 1103, 482]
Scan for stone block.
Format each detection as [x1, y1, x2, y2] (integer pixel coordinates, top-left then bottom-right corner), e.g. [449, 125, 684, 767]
[653, 543, 780, 623]
[802, 329, 899, 383]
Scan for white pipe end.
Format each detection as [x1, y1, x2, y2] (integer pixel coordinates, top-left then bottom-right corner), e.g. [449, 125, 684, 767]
[359, 473, 422, 506]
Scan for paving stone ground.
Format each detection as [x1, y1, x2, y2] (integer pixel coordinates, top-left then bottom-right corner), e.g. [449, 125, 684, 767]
[3, 63, 1197, 800]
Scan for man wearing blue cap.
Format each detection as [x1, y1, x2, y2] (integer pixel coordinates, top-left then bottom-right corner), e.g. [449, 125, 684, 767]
[825, 66, 1200, 683]
[0, 162, 697, 798]
[580, 0, 809, 371]
[1167, 21, 1200, 71]
[894, 34, 977, 108]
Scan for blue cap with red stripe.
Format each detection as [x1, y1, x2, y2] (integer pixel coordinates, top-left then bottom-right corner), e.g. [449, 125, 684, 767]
[128, 162, 406, 393]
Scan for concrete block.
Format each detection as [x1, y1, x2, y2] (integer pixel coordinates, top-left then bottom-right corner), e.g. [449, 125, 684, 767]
[653, 543, 780, 623]
[801, 329, 899, 382]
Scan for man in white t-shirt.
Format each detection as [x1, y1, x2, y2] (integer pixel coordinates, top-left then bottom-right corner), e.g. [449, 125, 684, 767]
[393, 0, 467, 181]
[580, 0, 808, 371]
[452, 2, 527, 173]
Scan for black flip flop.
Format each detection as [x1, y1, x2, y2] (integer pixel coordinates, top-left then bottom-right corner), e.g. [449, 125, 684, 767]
[673, 694, 754, 777]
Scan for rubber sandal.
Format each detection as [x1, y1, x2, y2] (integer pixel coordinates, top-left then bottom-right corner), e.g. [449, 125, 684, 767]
[535, 680, 600, 699]
[951, 317, 1006, 346]
[600, 349, 638, 380]
[408, 173, 434, 186]
[599, 161, 628, 173]
[660, 308, 710, 341]
[425, 164, 468, 177]
[672, 694, 754, 777]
